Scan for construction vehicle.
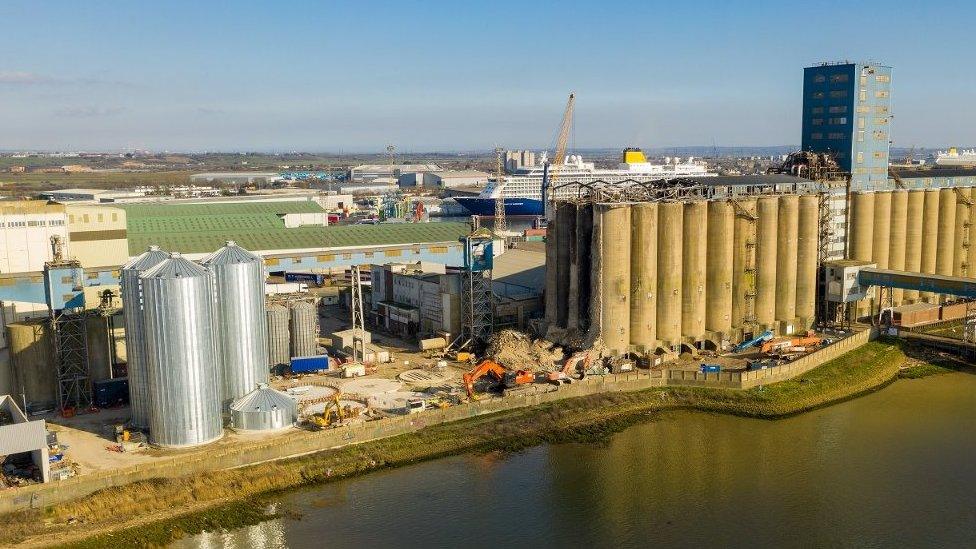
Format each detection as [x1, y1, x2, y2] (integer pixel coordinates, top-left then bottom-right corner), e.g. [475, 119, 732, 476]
[462, 359, 533, 398]
[548, 351, 590, 384]
[732, 330, 774, 353]
[760, 334, 824, 355]
[311, 392, 346, 428]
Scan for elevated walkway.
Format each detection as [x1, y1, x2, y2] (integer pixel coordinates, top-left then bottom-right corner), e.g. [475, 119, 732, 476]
[858, 268, 976, 298]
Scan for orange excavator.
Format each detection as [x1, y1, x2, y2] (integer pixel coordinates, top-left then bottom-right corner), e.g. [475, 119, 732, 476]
[548, 351, 591, 384]
[462, 359, 534, 398]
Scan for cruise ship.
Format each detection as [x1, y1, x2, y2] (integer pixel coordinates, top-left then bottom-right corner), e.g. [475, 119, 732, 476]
[455, 148, 716, 216]
[935, 147, 976, 167]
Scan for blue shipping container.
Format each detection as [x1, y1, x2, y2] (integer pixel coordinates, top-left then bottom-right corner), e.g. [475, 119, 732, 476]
[700, 364, 721, 373]
[290, 355, 329, 373]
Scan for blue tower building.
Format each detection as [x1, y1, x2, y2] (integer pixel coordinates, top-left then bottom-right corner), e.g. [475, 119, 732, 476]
[801, 62, 892, 189]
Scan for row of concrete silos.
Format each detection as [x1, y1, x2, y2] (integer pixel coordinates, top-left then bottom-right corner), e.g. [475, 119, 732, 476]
[848, 187, 976, 313]
[121, 241, 271, 448]
[546, 195, 820, 356]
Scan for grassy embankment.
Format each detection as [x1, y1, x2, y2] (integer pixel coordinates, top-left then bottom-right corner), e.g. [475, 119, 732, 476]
[3, 337, 966, 548]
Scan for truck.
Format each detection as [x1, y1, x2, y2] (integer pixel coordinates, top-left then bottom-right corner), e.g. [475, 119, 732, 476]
[700, 363, 721, 374]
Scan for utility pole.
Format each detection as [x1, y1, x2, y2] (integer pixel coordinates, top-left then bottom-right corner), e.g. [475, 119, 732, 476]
[386, 144, 396, 183]
[494, 147, 506, 233]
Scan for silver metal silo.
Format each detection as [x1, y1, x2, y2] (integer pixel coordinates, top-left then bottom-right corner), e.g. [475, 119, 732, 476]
[266, 303, 291, 369]
[229, 383, 296, 431]
[202, 241, 270, 405]
[141, 253, 223, 448]
[289, 301, 317, 358]
[120, 245, 169, 429]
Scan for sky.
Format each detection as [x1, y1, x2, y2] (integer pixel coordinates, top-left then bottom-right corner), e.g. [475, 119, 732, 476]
[1, 0, 973, 152]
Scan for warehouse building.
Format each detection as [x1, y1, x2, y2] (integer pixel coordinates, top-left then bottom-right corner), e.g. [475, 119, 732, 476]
[398, 170, 490, 189]
[348, 163, 441, 183]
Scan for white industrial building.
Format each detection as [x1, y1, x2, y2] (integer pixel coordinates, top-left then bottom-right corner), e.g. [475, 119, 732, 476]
[280, 211, 329, 228]
[348, 163, 441, 183]
[39, 188, 147, 203]
[0, 201, 68, 273]
[399, 170, 490, 189]
[314, 193, 355, 212]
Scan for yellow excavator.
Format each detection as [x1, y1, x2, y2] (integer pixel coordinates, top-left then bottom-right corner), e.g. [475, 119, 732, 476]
[312, 392, 345, 428]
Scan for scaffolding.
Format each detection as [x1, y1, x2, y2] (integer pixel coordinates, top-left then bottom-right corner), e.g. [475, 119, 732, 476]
[45, 236, 94, 412]
[460, 268, 493, 349]
[459, 230, 495, 350]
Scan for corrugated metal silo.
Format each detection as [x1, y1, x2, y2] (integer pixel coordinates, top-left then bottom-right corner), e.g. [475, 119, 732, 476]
[289, 301, 318, 358]
[229, 384, 297, 431]
[202, 241, 270, 405]
[266, 303, 291, 369]
[120, 245, 169, 429]
[141, 253, 223, 448]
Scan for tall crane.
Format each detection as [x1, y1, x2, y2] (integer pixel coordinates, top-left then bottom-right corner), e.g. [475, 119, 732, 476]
[542, 92, 575, 220]
[494, 147, 506, 233]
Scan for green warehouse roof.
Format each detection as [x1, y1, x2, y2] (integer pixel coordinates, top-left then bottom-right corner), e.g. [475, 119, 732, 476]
[118, 201, 472, 254]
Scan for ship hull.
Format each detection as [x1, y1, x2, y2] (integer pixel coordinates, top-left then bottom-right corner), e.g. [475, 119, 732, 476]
[454, 197, 544, 216]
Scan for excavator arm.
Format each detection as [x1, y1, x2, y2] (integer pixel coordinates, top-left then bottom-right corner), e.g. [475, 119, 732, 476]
[463, 359, 507, 397]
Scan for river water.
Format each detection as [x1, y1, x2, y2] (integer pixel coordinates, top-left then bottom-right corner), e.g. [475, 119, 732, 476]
[176, 374, 976, 548]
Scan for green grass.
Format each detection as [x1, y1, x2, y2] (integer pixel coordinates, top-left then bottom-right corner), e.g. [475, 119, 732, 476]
[3, 338, 924, 548]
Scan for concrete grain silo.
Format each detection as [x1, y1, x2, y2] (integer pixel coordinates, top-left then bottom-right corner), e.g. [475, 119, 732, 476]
[681, 201, 707, 342]
[629, 203, 658, 351]
[795, 195, 819, 325]
[731, 198, 757, 332]
[595, 204, 631, 355]
[575, 203, 594, 334]
[967, 188, 976, 278]
[775, 195, 799, 330]
[755, 197, 778, 329]
[849, 191, 875, 262]
[849, 191, 875, 317]
[920, 189, 940, 302]
[554, 203, 575, 327]
[544, 213, 559, 327]
[903, 189, 925, 302]
[935, 188, 957, 283]
[120, 245, 169, 429]
[705, 200, 733, 339]
[656, 201, 683, 346]
[872, 191, 892, 270]
[952, 188, 970, 278]
[888, 190, 909, 305]
[7, 321, 57, 412]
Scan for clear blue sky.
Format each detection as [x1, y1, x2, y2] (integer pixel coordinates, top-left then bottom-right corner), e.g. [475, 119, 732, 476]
[1, 0, 972, 152]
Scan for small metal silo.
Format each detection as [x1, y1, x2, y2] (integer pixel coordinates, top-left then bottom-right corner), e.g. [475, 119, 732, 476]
[141, 253, 223, 448]
[289, 301, 317, 358]
[202, 241, 270, 405]
[266, 303, 291, 369]
[120, 245, 169, 429]
[229, 383, 296, 431]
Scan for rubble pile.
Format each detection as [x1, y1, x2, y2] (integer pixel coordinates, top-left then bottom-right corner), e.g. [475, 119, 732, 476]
[487, 330, 564, 371]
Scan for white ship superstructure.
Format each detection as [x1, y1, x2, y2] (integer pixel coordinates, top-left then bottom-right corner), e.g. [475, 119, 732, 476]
[455, 148, 717, 216]
[935, 147, 976, 167]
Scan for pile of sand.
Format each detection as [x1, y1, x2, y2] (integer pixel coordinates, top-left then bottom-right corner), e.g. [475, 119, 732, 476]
[487, 329, 564, 371]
